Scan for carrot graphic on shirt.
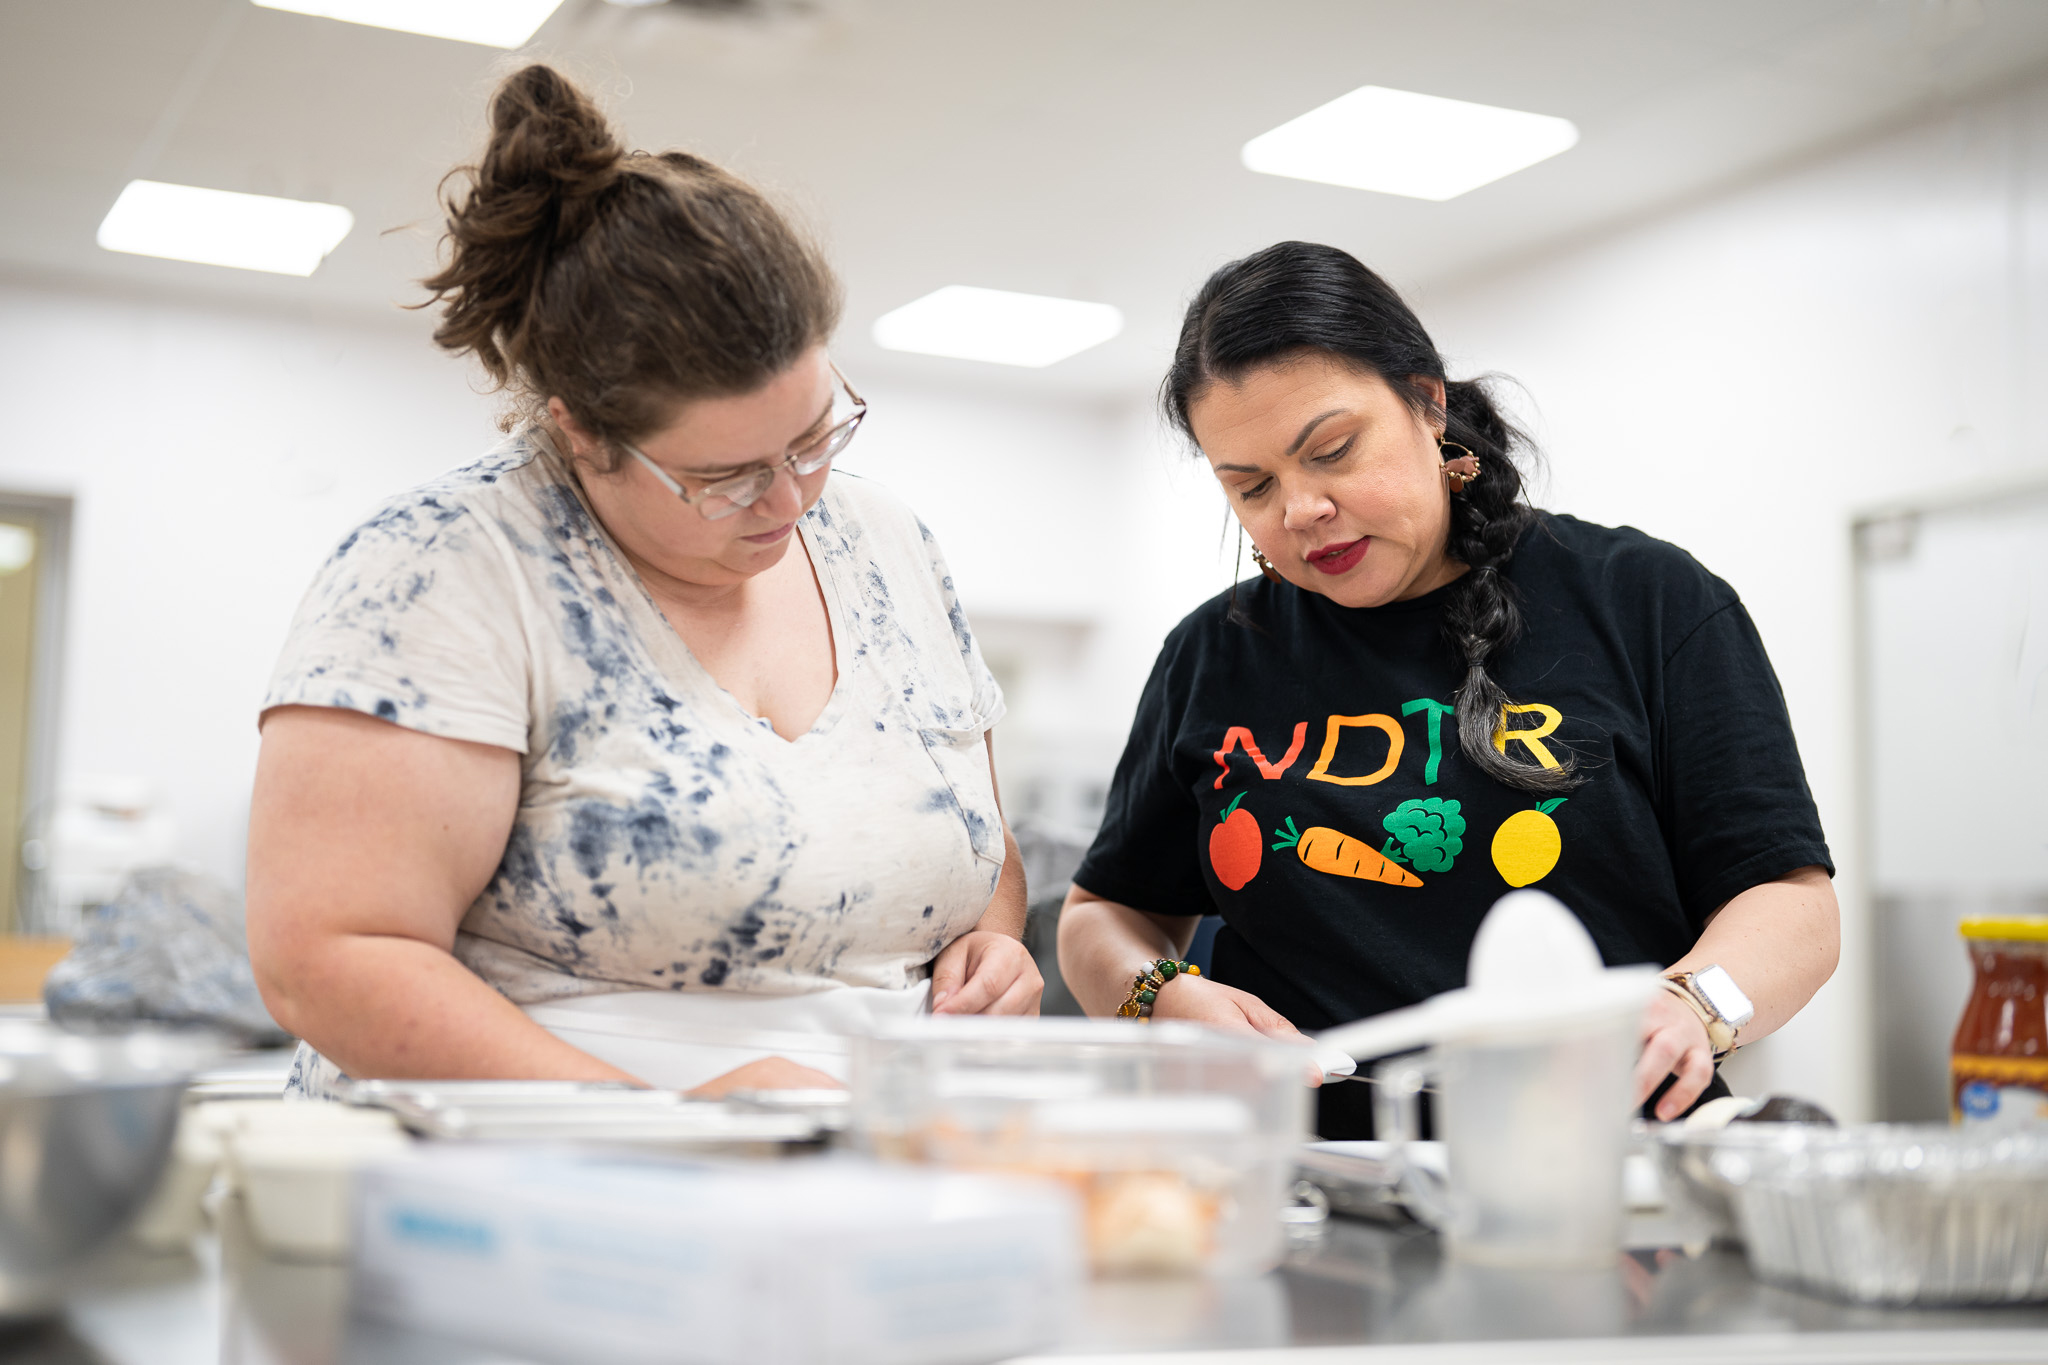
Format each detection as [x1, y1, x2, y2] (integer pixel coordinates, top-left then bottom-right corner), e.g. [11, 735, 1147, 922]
[1271, 817, 1423, 887]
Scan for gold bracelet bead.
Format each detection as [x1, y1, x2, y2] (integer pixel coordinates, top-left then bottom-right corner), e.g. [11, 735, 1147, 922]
[1120, 959, 1201, 1020]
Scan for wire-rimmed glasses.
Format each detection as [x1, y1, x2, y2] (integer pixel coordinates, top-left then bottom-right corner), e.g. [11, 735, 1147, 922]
[624, 364, 865, 521]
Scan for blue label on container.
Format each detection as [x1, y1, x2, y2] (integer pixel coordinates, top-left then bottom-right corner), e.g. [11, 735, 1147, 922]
[389, 1207, 498, 1257]
[1959, 1080, 2001, 1119]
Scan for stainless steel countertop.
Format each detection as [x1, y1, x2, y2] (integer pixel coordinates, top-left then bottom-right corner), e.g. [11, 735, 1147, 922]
[18, 1198, 2048, 1365]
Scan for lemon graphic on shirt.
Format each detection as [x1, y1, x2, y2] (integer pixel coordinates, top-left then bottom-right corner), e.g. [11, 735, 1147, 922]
[1491, 799, 1568, 887]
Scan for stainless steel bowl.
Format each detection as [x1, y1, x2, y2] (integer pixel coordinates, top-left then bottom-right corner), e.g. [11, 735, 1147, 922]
[0, 1021, 215, 1317]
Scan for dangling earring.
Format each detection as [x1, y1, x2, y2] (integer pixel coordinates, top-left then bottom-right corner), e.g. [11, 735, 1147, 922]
[1439, 437, 1481, 493]
[1237, 522, 1284, 584]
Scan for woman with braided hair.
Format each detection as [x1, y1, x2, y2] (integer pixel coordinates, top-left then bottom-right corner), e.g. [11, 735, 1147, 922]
[246, 65, 1039, 1099]
[1059, 242, 1838, 1138]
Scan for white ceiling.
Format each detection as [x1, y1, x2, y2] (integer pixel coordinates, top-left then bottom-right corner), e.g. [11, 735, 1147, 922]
[5, 0, 2047, 398]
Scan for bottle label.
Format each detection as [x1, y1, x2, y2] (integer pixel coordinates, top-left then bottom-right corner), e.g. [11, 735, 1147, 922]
[1951, 1055, 2048, 1127]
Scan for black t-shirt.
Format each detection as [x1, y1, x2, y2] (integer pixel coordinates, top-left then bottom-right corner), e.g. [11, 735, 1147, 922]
[1076, 513, 1832, 1040]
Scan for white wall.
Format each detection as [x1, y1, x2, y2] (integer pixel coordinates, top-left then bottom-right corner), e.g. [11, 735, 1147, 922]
[1417, 71, 2048, 1120]
[823, 378, 1233, 828]
[0, 286, 503, 894]
[0, 283, 1225, 898]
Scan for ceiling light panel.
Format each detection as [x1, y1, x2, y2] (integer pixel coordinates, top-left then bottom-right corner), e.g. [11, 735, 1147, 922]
[97, 181, 354, 277]
[1242, 85, 1578, 201]
[872, 287, 1123, 368]
[251, 0, 568, 48]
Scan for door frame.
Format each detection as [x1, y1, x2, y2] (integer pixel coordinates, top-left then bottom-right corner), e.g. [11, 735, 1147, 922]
[1852, 475, 2048, 1118]
[0, 492, 71, 933]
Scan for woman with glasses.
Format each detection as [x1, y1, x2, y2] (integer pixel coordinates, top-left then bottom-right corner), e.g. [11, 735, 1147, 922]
[246, 65, 1038, 1099]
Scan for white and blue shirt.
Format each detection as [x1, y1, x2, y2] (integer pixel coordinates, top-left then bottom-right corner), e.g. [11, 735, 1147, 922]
[265, 429, 1006, 1021]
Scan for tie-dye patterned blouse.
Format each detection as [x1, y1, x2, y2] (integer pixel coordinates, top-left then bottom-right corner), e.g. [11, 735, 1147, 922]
[263, 428, 1006, 1009]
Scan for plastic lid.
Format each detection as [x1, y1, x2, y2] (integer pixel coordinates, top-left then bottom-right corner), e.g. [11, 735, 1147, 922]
[1959, 916, 2048, 942]
[1032, 1096, 1252, 1135]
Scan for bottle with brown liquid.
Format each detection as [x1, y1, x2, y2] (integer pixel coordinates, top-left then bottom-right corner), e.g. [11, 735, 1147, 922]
[1951, 917, 2048, 1127]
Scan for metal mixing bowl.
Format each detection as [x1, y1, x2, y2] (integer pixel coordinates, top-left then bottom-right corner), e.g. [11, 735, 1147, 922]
[0, 1020, 215, 1318]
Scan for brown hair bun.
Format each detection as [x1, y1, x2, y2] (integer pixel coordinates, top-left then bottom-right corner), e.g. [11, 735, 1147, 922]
[421, 64, 840, 467]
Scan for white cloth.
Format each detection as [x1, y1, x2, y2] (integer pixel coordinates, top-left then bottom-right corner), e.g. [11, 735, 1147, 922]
[267, 429, 1004, 1098]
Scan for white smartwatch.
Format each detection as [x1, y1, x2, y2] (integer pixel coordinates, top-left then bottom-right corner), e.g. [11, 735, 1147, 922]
[1661, 964, 1754, 1060]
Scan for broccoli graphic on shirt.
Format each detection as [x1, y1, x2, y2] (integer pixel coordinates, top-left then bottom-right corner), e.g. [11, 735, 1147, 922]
[1379, 797, 1467, 874]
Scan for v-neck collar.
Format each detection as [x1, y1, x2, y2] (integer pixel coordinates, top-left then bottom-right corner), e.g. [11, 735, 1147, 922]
[533, 429, 853, 749]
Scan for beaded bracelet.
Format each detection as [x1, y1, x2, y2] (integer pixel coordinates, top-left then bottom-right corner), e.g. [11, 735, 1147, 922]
[1115, 957, 1201, 1020]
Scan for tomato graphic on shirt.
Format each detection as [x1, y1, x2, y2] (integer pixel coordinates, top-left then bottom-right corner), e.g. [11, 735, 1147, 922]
[1209, 792, 1262, 890]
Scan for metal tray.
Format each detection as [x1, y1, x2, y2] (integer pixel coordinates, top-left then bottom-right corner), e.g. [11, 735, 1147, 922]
[722, 1087, 852, 1133]
[340, 1080, 826, 1149]
[1707, 1124, 2048, 1305]
[1294, 1140, 1444, 1225]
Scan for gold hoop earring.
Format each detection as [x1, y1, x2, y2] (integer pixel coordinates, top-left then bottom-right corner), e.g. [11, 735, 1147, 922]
[1439, 438, 1481, 493]
[1250, 547, 1285, 584]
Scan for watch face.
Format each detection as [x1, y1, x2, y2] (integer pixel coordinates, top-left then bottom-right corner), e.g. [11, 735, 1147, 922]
[1694, 965, 1755, 1028]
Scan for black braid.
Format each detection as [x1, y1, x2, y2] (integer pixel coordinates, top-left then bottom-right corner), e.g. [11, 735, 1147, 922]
[1438, 382, 1578, 792]
[1162, 242, 1579, 795]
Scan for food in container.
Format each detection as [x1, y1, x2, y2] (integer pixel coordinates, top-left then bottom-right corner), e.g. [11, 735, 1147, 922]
[1952, 916, 2048, 1128]
[850, 1017, 1310, 1276]
[1705, 1123, 2048, 1305]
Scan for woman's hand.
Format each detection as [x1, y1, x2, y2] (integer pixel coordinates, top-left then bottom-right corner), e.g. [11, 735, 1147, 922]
[930, 931, 1043, 1015]
[688, 1056, 844, 1098]
[1634, 986, 1714, 1121]
[928, 736, 1040, 1017]
[1637, 865, 1842, 1121]
[1152, 973, 1305, 1043]
[1152, 975, 1322, 1085]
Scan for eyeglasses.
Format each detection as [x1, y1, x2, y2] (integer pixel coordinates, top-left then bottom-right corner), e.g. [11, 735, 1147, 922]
[624, 364, 866, 521]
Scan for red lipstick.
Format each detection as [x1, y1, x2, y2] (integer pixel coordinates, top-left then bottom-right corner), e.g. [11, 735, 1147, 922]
[1307, 537, 1369, 575]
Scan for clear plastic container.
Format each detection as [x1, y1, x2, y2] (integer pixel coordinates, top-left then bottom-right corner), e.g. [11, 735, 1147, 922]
[1706, 1124, 2048, 1305]
[1373, 1018, 1640, 1269]
[849, 1017, 1312, 1276]
[355, 1147, 1081, 1365]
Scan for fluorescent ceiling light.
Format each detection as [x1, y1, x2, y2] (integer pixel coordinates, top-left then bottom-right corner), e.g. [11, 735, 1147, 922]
[1242, 85, 1578, 201]
[872, 286, 1123, 368]
[97, 180, 354, 277]
[251, 0, 568, 48]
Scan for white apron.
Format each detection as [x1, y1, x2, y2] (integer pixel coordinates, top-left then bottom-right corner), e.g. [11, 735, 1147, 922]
[523, 982, 931, 1090]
